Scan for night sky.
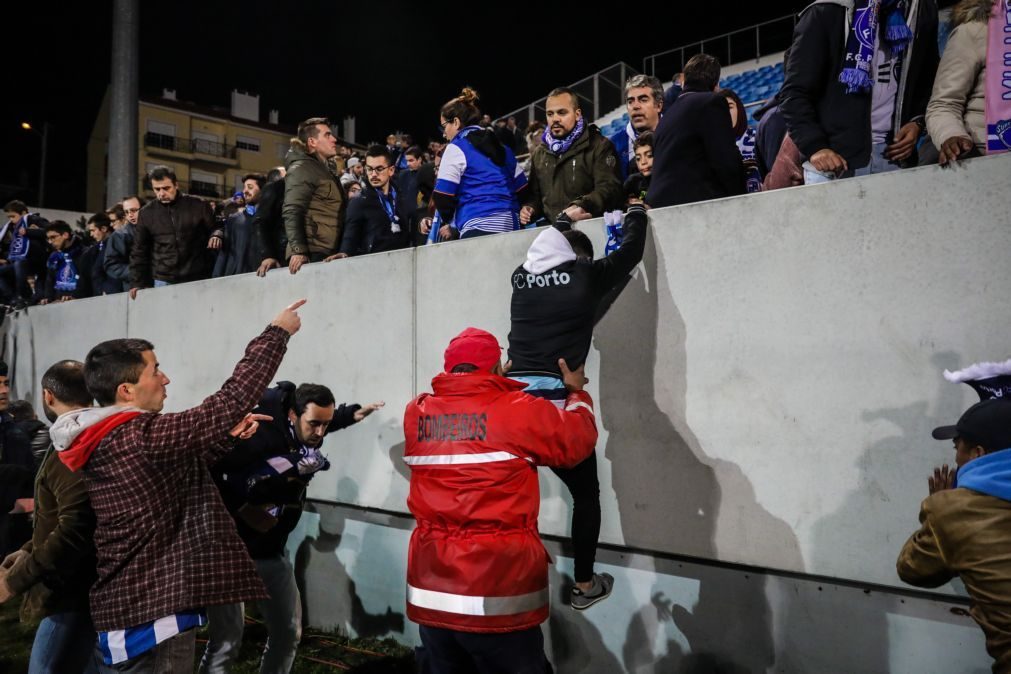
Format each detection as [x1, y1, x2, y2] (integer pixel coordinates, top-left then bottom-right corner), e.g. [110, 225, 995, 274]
[5, 1, 822, 210]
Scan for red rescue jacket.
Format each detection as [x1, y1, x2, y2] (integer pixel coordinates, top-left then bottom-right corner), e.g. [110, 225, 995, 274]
[403, 371, 597, 633]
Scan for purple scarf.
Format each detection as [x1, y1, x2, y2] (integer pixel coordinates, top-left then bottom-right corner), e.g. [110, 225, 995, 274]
[839, 0, 912, 94]
[542, 116, 586, 155]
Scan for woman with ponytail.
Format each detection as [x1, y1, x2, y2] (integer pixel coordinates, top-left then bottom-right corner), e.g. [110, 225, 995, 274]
[426, 87, 529, 241]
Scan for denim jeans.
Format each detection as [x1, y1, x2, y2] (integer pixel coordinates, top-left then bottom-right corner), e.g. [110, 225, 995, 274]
[854, 142, 902, 177]
[29, 611, 100, 674]
[96, 629, 195, 674]
[0, 259, 34, 302]
[199, 556, 301, 674]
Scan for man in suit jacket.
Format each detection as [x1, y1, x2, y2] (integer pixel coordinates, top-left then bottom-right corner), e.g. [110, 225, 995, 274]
[646, 54, 745, 208]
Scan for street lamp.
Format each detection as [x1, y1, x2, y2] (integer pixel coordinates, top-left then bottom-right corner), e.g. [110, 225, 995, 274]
[20, 121, 50, 208]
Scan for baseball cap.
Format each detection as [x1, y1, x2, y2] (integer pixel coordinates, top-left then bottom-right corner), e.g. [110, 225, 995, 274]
[444, 328, 501, 373]
[932, 398, 1011, 451]
[347, 157, 361, 168]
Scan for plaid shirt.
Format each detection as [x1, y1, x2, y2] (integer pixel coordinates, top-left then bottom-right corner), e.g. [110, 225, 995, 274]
[82, 325, 289, 631]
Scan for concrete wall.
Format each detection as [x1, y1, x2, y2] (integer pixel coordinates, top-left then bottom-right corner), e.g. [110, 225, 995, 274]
[4, 153, 1009, 671]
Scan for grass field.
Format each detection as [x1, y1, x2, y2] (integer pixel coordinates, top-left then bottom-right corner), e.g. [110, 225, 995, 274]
[0, 602, 415, 673]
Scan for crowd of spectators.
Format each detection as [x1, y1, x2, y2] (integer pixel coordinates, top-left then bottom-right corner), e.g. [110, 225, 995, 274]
[0, 1, 1008, 671]
[1, 0, 997, 308]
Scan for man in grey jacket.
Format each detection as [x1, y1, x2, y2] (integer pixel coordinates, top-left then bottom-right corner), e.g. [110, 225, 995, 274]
[103, 196, 142, 293]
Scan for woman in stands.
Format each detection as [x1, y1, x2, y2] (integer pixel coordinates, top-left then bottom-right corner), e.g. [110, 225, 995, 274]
[719, 88, 762, 193]
[426, 87, 529, 241]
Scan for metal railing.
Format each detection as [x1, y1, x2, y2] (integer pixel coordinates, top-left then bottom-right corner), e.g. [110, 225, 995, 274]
[643, 14, 797, 79]
[143, 132, 237, 159]
[140, 178, 231, 200]
[498, 61, 640, 130]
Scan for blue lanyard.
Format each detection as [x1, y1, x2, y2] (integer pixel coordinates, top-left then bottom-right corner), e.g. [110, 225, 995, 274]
[377, 186, 398, 224]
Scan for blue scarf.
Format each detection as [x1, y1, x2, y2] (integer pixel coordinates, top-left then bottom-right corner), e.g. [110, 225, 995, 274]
[542, 116, 586, 156]
[8, 221, 30, 262]
[839, 0, 912, 94]
[47, 249, 79, 292]
[955, 448, 1011, 498]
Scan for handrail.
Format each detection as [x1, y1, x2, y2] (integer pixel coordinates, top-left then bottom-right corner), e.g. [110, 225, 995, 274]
[497, 61, 641, 130]
[643, 14, 797, 77]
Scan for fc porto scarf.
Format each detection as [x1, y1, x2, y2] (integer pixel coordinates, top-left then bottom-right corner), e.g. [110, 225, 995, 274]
[986, 0, 1011, 153]
[542, 116, 586, 156]
[839, 0, 912, 94]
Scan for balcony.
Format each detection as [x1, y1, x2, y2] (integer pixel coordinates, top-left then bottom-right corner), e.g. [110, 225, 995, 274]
[143, 132, 238, 166]
[140, 178, 230, 201]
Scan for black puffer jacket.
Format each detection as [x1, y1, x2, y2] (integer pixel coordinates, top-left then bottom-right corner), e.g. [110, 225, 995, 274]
[129, 194, 214, 287]
[210, 383, 360, 559]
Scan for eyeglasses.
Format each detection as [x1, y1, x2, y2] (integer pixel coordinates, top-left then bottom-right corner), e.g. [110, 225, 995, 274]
[364, 165, 391, 174]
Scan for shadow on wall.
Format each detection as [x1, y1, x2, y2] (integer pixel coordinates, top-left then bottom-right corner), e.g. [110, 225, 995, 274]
[782, 351, 965, 673]
[294, 478, 405, 638]
[584, 237, 802, 671]
[547, 567, 624, 672]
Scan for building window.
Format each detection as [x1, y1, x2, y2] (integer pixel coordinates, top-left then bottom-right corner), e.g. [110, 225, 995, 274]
[236, 135, 261, 152]
[277, 142, 287, 160]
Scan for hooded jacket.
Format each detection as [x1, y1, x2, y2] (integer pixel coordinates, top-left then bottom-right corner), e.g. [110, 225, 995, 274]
[926, 0, 991, 153]
[403, 371, 597, 633]
[281, 142, 346, 258]
[526, 124, 623, 223]
[49, 325, 289, 632]
[898, 448, 1011, 672]
[779, 0, 939, 168]
[507, 204, 648, 377]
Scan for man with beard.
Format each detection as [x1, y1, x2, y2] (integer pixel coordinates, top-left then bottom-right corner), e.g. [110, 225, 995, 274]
[211, 173, 266, 277]
[0, 360, 99, 674]
[520, 87, 622, 226]
[608, 75, 665, 179]
[200, 383, 383, 673]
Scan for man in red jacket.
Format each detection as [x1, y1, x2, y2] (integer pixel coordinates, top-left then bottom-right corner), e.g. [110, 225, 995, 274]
[404, 327, 597, 673]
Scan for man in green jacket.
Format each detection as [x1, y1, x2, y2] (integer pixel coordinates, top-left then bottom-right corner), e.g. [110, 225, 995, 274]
[281, 117, 347, 275]
[897, 398, 1011, 672]
[520, 87, 622, 226]
[0, 360, 98, 673]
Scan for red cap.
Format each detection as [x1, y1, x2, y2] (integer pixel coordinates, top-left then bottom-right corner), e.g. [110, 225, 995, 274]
[444, 327, 502, 373]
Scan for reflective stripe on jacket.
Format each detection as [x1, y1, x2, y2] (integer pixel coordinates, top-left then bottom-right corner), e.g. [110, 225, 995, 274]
[403, 371, 597, 632]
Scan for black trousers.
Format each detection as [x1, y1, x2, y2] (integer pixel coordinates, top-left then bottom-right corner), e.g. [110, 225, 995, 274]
[550, 451, 601, 584]
[417, 625, 553, 674]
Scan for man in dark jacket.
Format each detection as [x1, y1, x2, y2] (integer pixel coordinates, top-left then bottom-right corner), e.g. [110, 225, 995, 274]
[507, 201, 649, 610]
[520, 87, 622, 226]
[201, 382, 381, 673]
[335, 145, 411, 258]
[103, 196, 141, 294]
[212, 173, 265, 278]
[75, 212, 119, 298]
[129, 166, 215, 298]
[254, 167, 287, 277]
[0, 201, 49, 307]
[282, 118, 346, 275]
[646, 54, 746, 208]
[41, 222, 86, 304]
[0, 361, 33, 557]
[0, 360, 98, 674]
[779, 0, 938, 180]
